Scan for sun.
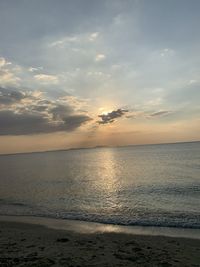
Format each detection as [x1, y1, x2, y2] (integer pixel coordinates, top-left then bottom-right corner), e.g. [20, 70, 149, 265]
[98, 107, 112, 115]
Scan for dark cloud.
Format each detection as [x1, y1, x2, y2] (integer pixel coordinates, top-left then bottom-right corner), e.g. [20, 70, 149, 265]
[0, 87, 26, 105]
[31, 105, 49, 112]
[0, 110, 49, 135]
[62, 115, 91, 131]
[0, 110, 91, 135]
[50, 104, 73, 120]
[0, 88, 92, 135]
[150, 110, 171, 117]
[98, 108, 128, 124]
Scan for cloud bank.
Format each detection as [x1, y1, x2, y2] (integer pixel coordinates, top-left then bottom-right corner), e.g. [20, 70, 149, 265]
[0, 87, 91, 135]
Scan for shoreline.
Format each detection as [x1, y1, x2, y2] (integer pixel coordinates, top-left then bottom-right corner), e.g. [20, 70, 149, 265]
[0, 216, 200, 266]
[1, 215, 200, 240]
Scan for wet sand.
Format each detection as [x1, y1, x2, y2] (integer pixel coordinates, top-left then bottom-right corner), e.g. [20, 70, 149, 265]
[0, 218, 200, 267]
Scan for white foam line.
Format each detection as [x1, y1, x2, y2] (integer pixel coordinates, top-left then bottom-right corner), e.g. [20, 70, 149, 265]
[0, 215, 200, 239]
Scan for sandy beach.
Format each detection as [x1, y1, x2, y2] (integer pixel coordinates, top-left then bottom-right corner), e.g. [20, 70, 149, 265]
[0, 217, 200, 267]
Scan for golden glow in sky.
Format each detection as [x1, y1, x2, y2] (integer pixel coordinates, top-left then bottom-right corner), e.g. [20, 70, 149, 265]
[0, 0, 200, 154]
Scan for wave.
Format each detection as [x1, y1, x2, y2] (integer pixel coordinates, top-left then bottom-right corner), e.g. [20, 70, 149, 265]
[0, 198, 29, 207]
[53, 212, 200, 229]
[0, 205, 199, 230]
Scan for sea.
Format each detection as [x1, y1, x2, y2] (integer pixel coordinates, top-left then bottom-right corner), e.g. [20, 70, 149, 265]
[0, 142, 199, 229]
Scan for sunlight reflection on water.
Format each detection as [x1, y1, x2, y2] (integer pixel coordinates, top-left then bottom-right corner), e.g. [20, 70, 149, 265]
[0, 142, 200, 228]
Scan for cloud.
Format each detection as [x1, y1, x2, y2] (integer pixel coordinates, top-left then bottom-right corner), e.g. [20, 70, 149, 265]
[49, 31, 99, 48]
[0, 110, 49, 135]
[0, 69, 21, 86]
[160, 48, 175, 57]
[49, 36, 79, 48]
[0, 57, 21, 86]
[95, 54, 106, 62]
[49, 31, 99, 49]
[28, 66, 43, 72]
[0, 88, 92, 135]
[0, 87, 26, 105]
[0, 110, 91, 135]
[62, 114, 91, 130]
[34, 74, 59, 84]
[89, 32, 99, 41]
[150, 110, 171, 117]
[98, 108, 128, 124]
[50, 104, 73, 120]
[0, 57, 7, 68]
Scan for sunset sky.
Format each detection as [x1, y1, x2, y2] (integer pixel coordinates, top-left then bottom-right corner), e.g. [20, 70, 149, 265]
[0, 0, 200, 154]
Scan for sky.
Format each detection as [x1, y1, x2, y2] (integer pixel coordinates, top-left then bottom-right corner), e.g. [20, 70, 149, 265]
[0, 0, 200, 154]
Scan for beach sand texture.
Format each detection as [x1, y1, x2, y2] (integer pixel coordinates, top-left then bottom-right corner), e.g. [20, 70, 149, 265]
[0, 220, 200, 267]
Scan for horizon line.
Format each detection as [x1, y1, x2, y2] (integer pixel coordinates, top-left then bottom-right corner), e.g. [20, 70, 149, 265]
[0, 139, 199, 157]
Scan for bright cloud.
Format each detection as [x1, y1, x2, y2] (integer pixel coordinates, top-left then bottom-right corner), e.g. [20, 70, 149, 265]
[160, 48, 175, 57]
[0, 57, 6, 68]
[89, 32, 99, 41]
[28, 66, 43, 72]
[95, 54, 106, 62]
[0, 57, 21, 86]
[34, 74, 59, 84]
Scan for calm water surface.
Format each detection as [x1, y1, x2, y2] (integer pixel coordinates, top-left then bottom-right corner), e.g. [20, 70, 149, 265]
[0, 142, 199, 228]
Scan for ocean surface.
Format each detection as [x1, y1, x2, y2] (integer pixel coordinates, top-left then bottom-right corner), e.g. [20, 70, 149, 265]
[0, 142, 199, 229]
